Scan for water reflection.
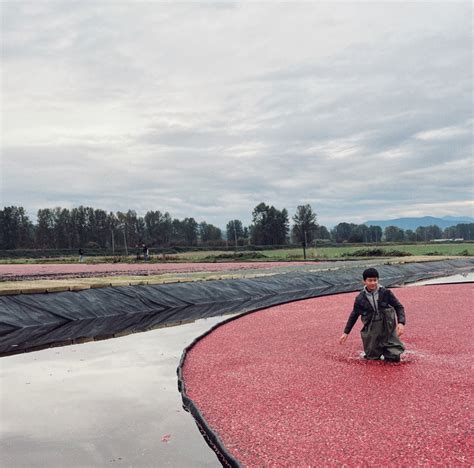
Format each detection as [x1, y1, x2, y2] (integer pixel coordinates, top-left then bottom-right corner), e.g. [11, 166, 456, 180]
[0, 315, 234, 467]
[406, 272, 474, 286]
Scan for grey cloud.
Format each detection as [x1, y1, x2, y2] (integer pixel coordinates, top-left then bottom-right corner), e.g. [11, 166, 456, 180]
[2, 2, 472, 227]
[138, 126, 234, 149]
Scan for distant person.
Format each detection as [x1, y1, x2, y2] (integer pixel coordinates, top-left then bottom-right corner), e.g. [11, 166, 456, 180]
[142, 243, 149, 262]
[339, 267, 406, 362]
[78, 248, 85, 263]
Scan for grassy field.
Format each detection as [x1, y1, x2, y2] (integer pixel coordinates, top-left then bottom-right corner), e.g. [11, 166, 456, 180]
[0, 243, 472, 264]
[166, 243, 473, 261]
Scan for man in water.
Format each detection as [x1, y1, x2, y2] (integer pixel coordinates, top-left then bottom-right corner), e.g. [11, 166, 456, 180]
[339, 267, 406, 362]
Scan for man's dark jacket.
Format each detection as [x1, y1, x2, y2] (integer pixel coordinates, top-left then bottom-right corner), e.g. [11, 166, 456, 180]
[343, 286, 406, 334]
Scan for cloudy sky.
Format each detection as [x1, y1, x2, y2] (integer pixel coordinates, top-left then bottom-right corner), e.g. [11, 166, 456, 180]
[1, 1, 472, 228]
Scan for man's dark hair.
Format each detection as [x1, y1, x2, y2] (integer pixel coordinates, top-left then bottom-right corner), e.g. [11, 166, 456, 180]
[363, 267, 379, 280]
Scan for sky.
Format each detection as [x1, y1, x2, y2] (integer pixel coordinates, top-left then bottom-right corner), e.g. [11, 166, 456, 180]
[1, 0, 473, 229]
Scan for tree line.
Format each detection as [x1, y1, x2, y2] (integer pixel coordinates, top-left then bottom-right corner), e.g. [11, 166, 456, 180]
[0, 204, 473, 251]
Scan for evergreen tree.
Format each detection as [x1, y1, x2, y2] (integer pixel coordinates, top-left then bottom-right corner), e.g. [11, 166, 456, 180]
[250, 202, 289, 245]
[36, 208, 55, 248]
[292, 204, 318, 246]
[226, 219, 244, 245]
[199, 222, 222, 243]
[0, 206, 34, 249]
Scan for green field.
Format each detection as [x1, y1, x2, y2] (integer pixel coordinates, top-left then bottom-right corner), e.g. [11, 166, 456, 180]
[0, 243, 472, 264]
[167, 243, 473, 261]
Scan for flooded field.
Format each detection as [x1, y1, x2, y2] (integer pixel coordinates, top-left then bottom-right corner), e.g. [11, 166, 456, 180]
[1, 273, 472, 467]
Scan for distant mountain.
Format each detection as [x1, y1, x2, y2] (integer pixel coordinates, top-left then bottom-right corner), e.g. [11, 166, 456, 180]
[364, 216, 474, 230]
[441, 215, 474, 223]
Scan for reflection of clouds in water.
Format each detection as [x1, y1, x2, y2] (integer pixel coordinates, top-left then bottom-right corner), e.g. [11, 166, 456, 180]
[0, 316, 225, 467]
[409, 273, 474, 286]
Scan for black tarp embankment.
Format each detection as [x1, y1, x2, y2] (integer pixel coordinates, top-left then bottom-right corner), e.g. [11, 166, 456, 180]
[0, 259, 473, 355]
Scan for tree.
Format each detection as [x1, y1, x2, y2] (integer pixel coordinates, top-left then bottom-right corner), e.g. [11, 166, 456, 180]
[384, 225, 405, 242]
[106, 212, 119, 252]
[145, 211, 174, 245]
[84, 207, 98, 246]
[0, 206, 34, 249]
[444, 226, 456, 239]
[415, 226, 427, 242]
[93, 209, 109, 248]
[443, 223, 474, 240]
[116, 210, 143, 252]
[405, 229, 417, 242]
[52, 207, 72, 248]
[172, 218, 198, 246]
[144, 210, 170, 245]
[171, 219, 185, 245]
[352, 224, 369, 243]
[16, 207, 34, 248]
[226, 220, 244, 246]
[456, 223, 474, 240]
[332, 223, 358, 243]
[70, 206, 87, 248]
[314, 225, 331, 240]
[250, 203, 268, 245]
[426, 225, 442, 240]
[182, 218, 198, 245]
[199, 222, 222, 244]
[250, 202, 289, 245]
[292, 204, 318, 259]
[414, 225, 442, 242]
[368, 225, 383, 243]
[36, 208, 55, 248]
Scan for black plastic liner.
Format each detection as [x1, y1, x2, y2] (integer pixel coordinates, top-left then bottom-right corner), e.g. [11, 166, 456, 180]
[1, 259, 473, 355]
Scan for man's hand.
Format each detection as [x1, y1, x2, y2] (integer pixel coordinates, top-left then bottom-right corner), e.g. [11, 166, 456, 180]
[339, 333, 348, 344]
[396, 323, 405, 337]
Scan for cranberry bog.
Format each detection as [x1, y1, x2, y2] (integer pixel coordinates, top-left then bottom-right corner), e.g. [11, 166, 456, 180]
[0, 261, 314, 281]
[181, 283, 473, 466]
[2, 259, 473, 355]
[0, 261, 318, 295]
[0, 259, 472, 466]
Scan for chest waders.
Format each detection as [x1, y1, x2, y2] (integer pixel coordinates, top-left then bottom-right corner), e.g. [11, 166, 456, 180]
[360, 305, 404, 360]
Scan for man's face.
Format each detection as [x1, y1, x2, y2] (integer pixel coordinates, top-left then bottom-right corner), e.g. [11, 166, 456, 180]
[364, 277, 379, 291]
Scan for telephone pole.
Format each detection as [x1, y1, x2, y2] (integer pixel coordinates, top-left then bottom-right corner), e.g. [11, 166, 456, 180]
[303, 229, 307, 260]
[122, 225, 128, 255]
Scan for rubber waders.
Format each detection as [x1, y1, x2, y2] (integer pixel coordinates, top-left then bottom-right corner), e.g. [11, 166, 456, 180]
[360, 306, 404, 360]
